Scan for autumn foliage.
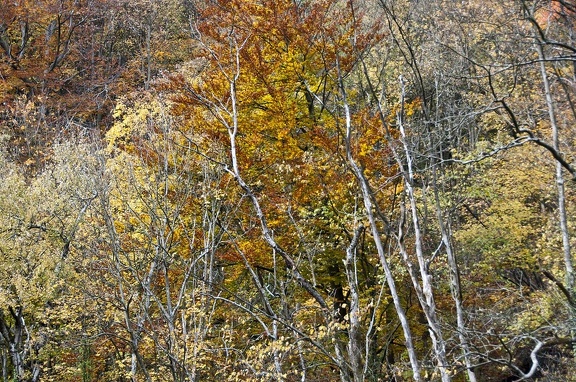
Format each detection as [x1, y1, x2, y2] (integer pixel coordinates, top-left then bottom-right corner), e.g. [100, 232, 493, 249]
[1, 0, 576, 381]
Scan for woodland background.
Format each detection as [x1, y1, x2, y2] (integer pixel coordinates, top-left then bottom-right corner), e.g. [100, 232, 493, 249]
[1, 0, 576, 381]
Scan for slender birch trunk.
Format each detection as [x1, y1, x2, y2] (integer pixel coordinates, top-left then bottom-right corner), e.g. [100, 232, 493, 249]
[432, 165, 477, 382]
[534, 40, 574, 298]
[393, 78, 451, 381]
[338, 65, 423, 381]
[344, 226, 365, 382]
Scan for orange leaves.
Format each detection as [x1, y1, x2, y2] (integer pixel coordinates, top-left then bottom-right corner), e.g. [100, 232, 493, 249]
[535, 0, 576, 28]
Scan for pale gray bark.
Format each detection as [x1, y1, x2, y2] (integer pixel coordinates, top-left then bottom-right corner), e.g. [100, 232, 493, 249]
[0, 308, 41, 382]
[432, 166, 477, 382]
[534, 40, 574, 296]
[344, 226, 365, 382]
[395, 78, 450, 382]
[338, 64, 423, 381]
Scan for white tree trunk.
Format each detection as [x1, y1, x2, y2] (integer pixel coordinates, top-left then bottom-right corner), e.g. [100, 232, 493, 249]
[535, 31, 573, 298]
[339, 68, 423, 381]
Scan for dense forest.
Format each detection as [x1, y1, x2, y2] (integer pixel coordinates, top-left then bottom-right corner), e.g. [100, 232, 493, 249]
[1, 0, 576, 380]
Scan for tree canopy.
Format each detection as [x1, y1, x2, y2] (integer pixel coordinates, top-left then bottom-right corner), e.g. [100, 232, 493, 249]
[1, 0, 576, 381]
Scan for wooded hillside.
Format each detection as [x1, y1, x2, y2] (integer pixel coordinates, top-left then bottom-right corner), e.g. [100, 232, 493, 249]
[1, 0, 576, 380]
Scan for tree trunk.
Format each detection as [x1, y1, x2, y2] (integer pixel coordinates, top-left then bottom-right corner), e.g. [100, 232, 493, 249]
[394, 78, 451, 382]
[339, 65, 423, 381]
[0, 307, 39, 382]
[534, 21, 574, 303]
[432, 165, 477, 382]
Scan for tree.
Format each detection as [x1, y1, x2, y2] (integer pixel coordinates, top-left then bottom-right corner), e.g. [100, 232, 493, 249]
[0, 139, 99, 381]
[3, 0, 576, 380]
